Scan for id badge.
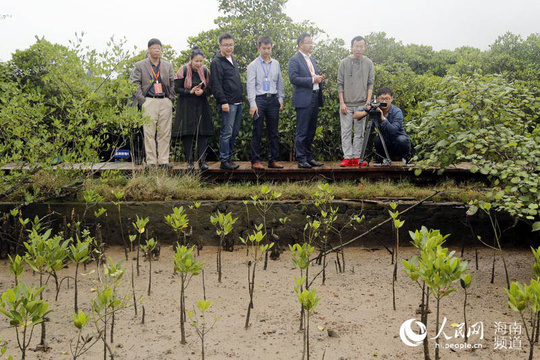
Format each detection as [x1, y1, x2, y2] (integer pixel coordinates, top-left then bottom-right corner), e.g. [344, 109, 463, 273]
[153, 82, 163, 94]
[262, 78, 270, 92]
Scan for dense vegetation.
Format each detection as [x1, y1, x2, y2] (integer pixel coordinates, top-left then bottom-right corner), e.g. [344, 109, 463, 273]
[0, 0, 538, 228]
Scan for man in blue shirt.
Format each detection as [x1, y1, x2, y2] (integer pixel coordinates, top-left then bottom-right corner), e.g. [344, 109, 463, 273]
[246, 36, 285, 170]
[354, 87, 411, 161]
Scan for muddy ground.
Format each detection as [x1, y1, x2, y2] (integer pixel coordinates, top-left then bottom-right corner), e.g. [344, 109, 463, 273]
[0, 245, 536, 359]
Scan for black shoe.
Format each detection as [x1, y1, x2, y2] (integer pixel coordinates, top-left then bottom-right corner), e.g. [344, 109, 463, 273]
[159, 163, 172, 170]
[187, 161, 195, 170]
[199, 161, 209, 171]
[298, 161, 312, 169]
[220, 161, 238, 170]
[307, 159, 323, 167]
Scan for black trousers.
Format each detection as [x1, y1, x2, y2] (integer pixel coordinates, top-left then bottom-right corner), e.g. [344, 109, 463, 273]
[182, 135, 209, 163]
[251, 96, 280, 164]
[374, 134, 411, 161]
[294, 92, 319, 162]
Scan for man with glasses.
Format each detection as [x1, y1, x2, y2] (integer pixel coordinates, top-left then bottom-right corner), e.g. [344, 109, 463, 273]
[354, 87, 411, 161]
[247, 36, 285, 170]
[131, 38, 175, 169]
[288, 33, 325, 169]
[337, 36, 374, 167]
[211, 33, 243, 170]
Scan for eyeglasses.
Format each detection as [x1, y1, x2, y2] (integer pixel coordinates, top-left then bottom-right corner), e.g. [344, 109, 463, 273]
[149, 47, 161, 51]
[220, 43, 235, 48]
[379, 96, 392, 101]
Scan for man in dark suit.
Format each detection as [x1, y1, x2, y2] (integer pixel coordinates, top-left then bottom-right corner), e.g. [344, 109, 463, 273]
[130, 38, 175, 169]
[288, 33, 325, 168]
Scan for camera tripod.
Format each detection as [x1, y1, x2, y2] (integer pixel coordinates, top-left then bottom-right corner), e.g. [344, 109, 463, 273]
[359, 111, 392, 166]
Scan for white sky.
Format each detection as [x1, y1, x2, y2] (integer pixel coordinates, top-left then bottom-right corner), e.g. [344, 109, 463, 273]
[1, 0, 538, 62]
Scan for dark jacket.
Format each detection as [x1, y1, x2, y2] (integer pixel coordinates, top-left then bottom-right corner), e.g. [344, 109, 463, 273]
[288, 51, 324, 108]
[210, 53, 243, 105]
[172, 66, 214, 137]
[379, 105, 408, 140]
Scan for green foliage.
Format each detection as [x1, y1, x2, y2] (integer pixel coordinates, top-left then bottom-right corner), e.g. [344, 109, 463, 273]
[410, 73, 540, 226]
[290, 243, 314, 271]
[297, 288, 320, 312]
[0, 35, 145, 202]
[403, 227, 468, 299]
[165, 207, 189, 234]
[173, 245, 203, 276]
[8, 254, 24, 284]
[240, 226, 274, 261]
[0, 283, 50, 328]
[210, 211, 237, 237]
[72, 310, 91, 330]
[69, 234, 92, 264]
[24, 229, 70, 275]
[0, 283, 51, 359]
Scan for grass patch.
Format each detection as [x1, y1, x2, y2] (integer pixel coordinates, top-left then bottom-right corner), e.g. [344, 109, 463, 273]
[85, 172, 487, 203]
[0, 169, 488, 203]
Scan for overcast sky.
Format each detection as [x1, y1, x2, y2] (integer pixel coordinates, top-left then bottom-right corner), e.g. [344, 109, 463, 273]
[1, 0, 538, 62]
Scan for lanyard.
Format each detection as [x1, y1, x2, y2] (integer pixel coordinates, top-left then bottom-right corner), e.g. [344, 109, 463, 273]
[151, 63, 161, 83]
[259, 57, 272, 79]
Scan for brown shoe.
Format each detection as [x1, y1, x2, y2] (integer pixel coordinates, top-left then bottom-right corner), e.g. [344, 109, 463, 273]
[268, 162, 284, 169]
[251, 162, 265, 170]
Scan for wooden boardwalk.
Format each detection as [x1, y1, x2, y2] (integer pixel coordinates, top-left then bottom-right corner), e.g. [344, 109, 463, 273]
[2, 161, 485, 182]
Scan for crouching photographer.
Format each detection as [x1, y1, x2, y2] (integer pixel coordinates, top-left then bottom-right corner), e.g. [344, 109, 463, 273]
[354, 87, 411, 163]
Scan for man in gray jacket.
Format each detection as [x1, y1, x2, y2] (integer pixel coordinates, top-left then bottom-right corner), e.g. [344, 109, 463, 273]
[131, 38, 175, 169]
[337, 36, 374, 167]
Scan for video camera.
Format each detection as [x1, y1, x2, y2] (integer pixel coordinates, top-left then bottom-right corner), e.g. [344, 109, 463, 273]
[359, 101, 392, 165]
[366, 102, 387, 120]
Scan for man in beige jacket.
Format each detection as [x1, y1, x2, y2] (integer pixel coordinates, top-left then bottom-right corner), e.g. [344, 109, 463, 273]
[131, 38, 175, 169]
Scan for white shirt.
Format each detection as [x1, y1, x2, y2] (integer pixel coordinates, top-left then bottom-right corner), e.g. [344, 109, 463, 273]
[300, 50, 319, 91]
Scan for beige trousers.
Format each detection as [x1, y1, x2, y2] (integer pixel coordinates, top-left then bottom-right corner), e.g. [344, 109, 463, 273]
[142, 97, 173, 165]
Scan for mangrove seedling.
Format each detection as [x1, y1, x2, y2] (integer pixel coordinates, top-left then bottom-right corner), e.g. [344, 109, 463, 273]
[188, 300, 220, 360]
[112, 190, 128, 260]
[101, 257, 127, 352]
[24, 228, 69, 345]
[141, 238, 158, 296]
[402, 226, 449, 360]
[240, 225, 274, 329]
[165, 206, 191, 246]
[68, 233, 92, 313]
[128, 235, 139, 316]
[8, 254, 24, 286]
[403, 228, 468, 360]
[506, 280, 540, 360]
[132, 215, 150, 277]
[0, 283, 51, 360]
[460, 274, 472, 343]
[188, 202, 202, 252]
[297, 288, 320, 360]
[290, 242, 315, 331]
[210, 211, 237, 283]
[389, 203, 405, 311]
[70, 310, 99, 360]
[250, 185, 281, 268]
[91, 280, 129, 360]
[174, 245, 203, 344]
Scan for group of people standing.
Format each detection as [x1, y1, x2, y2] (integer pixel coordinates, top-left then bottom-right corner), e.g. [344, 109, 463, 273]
[130, 33, 410, 170]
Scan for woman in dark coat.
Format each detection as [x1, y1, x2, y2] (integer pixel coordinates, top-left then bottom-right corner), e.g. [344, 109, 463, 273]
[173, 47, 213, 170]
